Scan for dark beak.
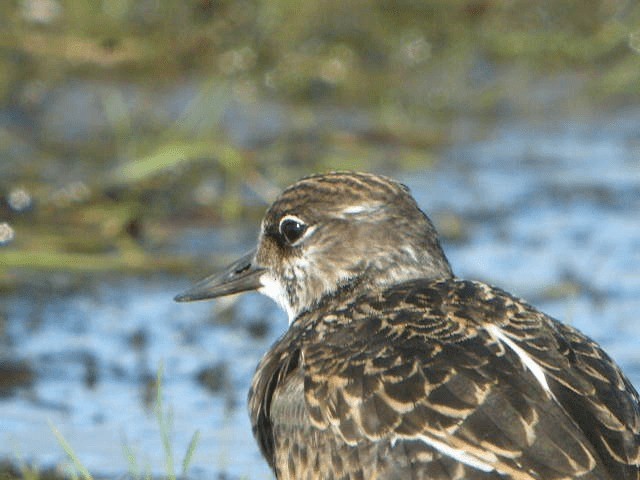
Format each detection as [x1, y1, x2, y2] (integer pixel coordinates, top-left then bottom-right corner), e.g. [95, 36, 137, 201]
[174, 250, 265, 302]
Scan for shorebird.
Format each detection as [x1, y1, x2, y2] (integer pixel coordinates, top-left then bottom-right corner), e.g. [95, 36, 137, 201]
[175, 172, 640, 480]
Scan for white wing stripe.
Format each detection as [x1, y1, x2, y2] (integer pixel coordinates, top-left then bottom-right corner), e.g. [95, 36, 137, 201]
[391, 434, 496, 472]
[486, 324, 552, 396]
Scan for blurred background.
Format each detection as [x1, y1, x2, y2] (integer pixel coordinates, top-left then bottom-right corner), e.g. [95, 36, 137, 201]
[1, 1, 640, 478]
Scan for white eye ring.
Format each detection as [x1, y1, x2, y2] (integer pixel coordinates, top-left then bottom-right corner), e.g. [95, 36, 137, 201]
[278, 215, 311, 245]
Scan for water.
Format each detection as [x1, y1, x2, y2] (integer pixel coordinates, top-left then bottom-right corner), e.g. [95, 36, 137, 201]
[1, 113, 639, 478]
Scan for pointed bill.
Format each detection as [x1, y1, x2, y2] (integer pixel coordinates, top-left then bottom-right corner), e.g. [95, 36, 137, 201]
[174, 250, 265, 302]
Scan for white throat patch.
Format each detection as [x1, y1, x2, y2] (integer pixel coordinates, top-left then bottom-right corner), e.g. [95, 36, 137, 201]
[258, 273, 296, 323]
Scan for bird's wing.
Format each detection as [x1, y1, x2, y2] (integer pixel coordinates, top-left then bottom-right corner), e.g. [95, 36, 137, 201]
[248, 333, 301, 472]
[301, 279, 640, 480]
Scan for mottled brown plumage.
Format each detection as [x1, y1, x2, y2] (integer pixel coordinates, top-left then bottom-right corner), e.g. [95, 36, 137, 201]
[176, 172, 640, 479]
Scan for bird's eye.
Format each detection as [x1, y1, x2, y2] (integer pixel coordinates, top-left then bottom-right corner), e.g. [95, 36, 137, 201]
[279, 216, 307, 245]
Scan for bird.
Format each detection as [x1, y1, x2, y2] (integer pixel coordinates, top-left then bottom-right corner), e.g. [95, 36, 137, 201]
[175, 171, 640, 480]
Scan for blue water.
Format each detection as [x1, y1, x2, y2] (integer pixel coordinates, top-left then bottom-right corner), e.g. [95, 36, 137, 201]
[1, 113, 639, 478]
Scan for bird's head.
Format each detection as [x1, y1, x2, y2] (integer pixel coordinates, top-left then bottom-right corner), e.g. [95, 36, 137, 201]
[175, 172, 453, 322]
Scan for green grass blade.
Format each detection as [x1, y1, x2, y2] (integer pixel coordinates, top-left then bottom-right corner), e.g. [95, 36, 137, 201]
[48, 421, 93, 480]
[122, 442, 139, 480]
[181, 429, 201, 475]
[155, 363, 176, 480]
[113, 141, 216, 184]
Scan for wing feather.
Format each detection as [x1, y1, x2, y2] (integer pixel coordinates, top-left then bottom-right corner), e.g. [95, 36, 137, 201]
[299, 280, 639, 479]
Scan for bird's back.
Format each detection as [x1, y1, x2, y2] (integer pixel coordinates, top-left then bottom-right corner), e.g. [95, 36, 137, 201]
[249, 278, 640, 480]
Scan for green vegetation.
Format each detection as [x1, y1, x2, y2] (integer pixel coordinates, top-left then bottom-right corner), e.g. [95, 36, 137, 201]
[2, 0, 639, 280]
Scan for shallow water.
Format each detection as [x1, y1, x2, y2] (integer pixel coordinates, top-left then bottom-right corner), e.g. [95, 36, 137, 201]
[1, 113, 640, 478]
